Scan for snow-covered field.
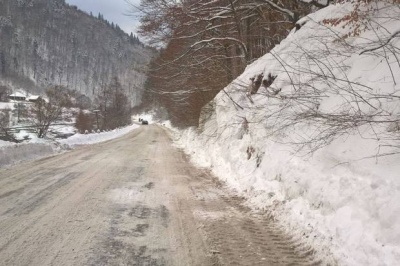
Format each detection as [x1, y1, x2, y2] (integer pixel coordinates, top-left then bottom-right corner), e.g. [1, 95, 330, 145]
[0, 124, 140, 167]
[0, 102, 15, 110]
[172, 2, 400, 265]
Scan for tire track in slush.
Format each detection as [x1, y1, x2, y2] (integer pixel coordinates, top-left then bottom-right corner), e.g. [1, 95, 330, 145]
[179, 163, 328, 266]
[194, 193, 324, 266]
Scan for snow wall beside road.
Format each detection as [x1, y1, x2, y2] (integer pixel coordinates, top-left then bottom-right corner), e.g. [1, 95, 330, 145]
[0, 142, 56, 167]
[176, 2, 400, 265]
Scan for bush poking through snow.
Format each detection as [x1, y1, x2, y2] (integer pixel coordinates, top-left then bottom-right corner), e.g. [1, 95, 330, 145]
[246, 146, 255, 160]
[75, 109, 94, 134]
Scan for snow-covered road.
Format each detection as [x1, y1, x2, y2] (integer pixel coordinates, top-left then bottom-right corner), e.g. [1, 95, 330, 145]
[0, 125, 325, 265]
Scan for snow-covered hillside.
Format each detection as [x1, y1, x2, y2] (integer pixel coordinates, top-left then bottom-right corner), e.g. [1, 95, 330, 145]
[177, 1, 400, 265]
[0, 0, 153, 105]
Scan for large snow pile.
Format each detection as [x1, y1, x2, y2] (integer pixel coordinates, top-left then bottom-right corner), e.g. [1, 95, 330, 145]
[0, 124, 140, 167]
[0, 141, 56, 167]
[177, 1, 400, 265]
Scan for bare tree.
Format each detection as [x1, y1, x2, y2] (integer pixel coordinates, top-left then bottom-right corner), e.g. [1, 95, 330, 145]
[75, 109, 94, 133]
[0, 85, 10, 102]
[132, 0, 318, 127]
[29, 86, 70, 138]
[96, 77, 131, 129]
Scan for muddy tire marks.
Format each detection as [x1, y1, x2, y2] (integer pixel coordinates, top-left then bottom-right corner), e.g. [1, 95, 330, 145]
[0, 125, 330, 266]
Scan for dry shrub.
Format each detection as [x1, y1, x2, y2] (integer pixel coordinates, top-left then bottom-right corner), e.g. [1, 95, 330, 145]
[75, 109, 93, 133]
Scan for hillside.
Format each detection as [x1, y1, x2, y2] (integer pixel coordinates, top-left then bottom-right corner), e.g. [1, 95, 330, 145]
[177, 1, 400, 265]
[0, 0, 153, 105]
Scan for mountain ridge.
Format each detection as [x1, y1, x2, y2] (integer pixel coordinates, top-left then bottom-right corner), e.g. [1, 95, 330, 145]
[0, 0, 154, 106]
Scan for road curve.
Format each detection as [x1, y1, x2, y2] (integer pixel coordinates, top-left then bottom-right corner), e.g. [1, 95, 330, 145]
[0, 125, 325, 266]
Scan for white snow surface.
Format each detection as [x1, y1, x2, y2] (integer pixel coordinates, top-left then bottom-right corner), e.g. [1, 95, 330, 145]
[58, 124, 140, 146]
[0, 140, 57, 167]
[0, 102, 15, 110]
[0, 124, 140, 167]
[173, 2, 400, 265]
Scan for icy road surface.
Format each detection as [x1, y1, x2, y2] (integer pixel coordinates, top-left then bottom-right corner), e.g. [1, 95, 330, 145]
[0, 125, 322, 265]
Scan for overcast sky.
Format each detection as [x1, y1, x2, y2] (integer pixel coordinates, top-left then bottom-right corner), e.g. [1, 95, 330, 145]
[65, 0, 141, 35]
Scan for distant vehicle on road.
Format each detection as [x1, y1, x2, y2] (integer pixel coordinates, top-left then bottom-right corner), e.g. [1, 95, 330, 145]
[141, 120, 148, 125]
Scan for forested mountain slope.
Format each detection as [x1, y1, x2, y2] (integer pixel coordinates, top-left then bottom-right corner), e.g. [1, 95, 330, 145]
[179, 0, 400, 265]
[0, 0, 153, 105]
[137, 0, 316, 127]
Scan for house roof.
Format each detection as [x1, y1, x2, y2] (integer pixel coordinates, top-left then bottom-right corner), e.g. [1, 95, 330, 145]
[9, 92, 26, 98]
[27, 95, 40, 100]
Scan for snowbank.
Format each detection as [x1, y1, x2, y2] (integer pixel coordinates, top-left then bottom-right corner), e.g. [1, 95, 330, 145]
[0, 142, 56, 167]
[0, 124, 140, 167]
[175, 2, 400, 265]
[58, 124, 140, 146]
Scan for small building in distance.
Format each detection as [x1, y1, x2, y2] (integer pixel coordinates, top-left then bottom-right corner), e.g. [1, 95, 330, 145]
[8, 92, 26, 101]
[26, 95, 42, 103]
[8, 91, 43, 103]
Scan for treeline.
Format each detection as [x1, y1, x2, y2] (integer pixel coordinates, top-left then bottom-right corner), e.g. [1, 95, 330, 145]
[92, 10, 142, 46]
[0, 0, 154, 106]
[136, 0, 330, 127]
